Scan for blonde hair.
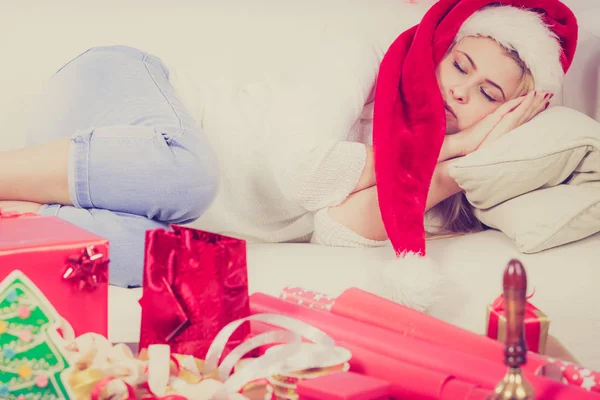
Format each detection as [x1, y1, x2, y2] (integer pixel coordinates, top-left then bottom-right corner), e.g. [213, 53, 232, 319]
[433, 38, 534, 236]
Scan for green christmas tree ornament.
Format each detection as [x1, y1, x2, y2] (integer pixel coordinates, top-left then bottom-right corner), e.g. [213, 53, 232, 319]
[0, 270, 73, 399]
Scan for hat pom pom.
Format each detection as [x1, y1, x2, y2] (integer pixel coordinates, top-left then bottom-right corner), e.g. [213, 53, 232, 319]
[378, 252, 444, 312]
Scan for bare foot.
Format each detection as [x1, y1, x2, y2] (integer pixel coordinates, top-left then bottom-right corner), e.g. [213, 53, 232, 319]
[0, 200, 43, 214]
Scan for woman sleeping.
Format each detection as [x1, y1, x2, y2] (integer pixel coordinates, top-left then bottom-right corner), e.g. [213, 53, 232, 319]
[0, 0, 578, 309]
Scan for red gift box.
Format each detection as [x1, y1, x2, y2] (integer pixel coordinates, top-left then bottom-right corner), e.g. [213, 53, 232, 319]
[296, 371, 390, 400]
[138, 225, 250, 359]
[486, 294, 550, 354]
[0, 213, 109, 337]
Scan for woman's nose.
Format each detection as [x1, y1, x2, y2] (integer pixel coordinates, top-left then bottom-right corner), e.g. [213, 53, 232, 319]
[450, 86, 468, 103]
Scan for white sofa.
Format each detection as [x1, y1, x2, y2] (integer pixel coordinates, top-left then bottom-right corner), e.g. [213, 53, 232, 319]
[2, 0, 600, 370]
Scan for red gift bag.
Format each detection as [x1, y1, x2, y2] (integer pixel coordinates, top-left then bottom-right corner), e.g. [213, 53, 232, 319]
[138, 225, 250, 359]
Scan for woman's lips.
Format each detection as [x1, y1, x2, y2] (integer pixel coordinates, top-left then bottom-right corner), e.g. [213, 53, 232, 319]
[445, 103, 456, 118]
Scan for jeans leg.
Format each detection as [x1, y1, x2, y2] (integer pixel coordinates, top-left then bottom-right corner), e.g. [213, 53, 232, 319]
[26, 45, 219, 224]
[39, 204, 168, 287]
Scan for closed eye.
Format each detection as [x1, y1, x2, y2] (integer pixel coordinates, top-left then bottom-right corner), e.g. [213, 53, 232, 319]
[453, 61, 466, 74]
[480, 88, 497, 102]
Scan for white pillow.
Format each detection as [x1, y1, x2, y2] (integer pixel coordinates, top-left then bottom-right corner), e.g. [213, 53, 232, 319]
[475, 183, 600, 253]
[448, 106, 600, 209]
[448, 106, 600, 252]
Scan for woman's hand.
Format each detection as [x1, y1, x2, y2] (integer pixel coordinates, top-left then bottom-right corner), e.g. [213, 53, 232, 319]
[453, 91, 551, 156]
[478, 91, 552, 149]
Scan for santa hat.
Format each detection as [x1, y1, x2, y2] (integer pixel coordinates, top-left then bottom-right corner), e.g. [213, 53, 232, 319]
[372, 0, 577, 311]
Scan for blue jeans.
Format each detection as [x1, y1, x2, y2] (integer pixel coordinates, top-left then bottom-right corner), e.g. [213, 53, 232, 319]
[26, 45, 219, 287]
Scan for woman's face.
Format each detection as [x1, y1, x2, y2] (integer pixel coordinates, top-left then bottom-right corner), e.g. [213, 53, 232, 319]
[436, 36, 525, 134]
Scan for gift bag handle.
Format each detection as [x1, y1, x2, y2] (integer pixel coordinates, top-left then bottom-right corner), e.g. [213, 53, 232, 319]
[145, 247, 177, 292]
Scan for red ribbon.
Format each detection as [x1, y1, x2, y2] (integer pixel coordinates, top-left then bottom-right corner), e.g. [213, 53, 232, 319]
[486, 290, 542, 352]
[62, 246, 109, 291]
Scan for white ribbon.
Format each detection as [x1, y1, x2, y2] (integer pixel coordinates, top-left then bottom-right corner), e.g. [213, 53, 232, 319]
[163, 313, 337, 398]
[148, 345, 171, 396]
[55, 313, 343, 400]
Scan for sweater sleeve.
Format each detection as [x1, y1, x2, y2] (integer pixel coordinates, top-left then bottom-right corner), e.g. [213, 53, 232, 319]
[264, 39, 381, 211]
[310, 207, 390, 248]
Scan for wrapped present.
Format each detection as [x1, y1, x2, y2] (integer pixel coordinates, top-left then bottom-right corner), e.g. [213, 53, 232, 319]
[281, 287, 600, 396]
[0, 265, 350, 399]
[546, 358, 600, 394]
[295, 371, 390, 400]
[251, 293, 600, 400]
[67, 313, 349, 398]
[281, 287, 540, 368]
[139, 226, 250, 360]
[486, 293, 550, 354]
[0, 213, 108, 337]
[279, 287, 335, 311]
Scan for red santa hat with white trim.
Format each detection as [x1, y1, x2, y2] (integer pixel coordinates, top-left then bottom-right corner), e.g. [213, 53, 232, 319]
[373, 0, 578, 311]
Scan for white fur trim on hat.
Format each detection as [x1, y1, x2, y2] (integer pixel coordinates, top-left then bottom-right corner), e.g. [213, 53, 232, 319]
[377, 252, 444, 312]
[455, 5, 564, 93]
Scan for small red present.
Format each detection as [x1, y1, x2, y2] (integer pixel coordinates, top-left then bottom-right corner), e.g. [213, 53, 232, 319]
[485, 293, 550, 354]
[296, 371, 390, 400]
[0, 213, 109, 337]
[139, 225, 250, 359]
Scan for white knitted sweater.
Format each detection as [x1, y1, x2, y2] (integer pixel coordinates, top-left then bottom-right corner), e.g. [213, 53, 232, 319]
[167, 65, 387, 246]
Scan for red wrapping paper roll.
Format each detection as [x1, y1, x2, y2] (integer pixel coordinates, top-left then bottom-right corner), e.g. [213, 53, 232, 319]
[252, 320, 489, 400]
[250, 293, 599, 399]
[330, 288, 548, 374]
